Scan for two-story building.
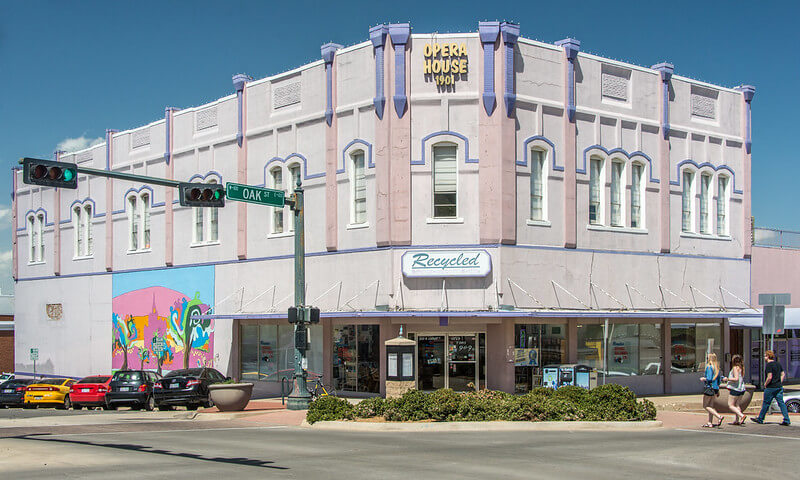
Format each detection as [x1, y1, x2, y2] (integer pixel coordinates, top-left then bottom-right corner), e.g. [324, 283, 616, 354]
[12, 22, 758, 396]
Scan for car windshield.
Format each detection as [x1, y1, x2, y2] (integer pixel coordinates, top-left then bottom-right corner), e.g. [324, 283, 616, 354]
[165, 368, 203, 378]
[112, 372, 142, 382]
[36, 379, 67, 386]
[78, 376, 111, 384]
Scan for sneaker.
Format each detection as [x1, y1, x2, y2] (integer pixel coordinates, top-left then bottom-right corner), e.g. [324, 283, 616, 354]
[751, 418, 764, 424]
[780, 421, 791, 426]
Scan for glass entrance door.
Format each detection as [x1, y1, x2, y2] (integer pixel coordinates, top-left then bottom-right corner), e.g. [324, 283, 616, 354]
[416, 333, 481, 391]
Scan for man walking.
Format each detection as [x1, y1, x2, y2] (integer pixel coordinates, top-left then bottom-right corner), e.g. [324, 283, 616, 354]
[752, 350, 791, 426]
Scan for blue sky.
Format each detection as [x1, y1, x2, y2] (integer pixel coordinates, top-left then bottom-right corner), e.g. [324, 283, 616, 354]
[1, 0, 798, 294]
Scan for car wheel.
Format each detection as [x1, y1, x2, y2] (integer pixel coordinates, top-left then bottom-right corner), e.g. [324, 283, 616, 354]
[157, 405, 174, 411]
[58, 396, 71, 410]
[73, 403, 82, 410]
[144, 396, 155, 411]
[787, 401, 800, 414]
[186, 404, 199, 411]
[23, 403, 36, 409]
[203, 399, 214, 409]
[104, 403, 117, 411]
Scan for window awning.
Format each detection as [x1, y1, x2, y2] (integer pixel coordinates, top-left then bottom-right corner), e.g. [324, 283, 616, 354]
[729, 308, 800, 329]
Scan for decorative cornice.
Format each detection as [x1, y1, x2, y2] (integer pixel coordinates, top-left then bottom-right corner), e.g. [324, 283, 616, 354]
[555, 38, 580, 121]
[500, 22, 520, 117]
[369, 25, 389, 119]
[652, 62, 674, 140]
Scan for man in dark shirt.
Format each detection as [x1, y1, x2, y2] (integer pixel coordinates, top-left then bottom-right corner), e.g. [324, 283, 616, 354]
[752, 350, 791, 425]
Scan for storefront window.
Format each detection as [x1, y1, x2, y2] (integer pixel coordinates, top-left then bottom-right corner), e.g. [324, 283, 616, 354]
[240, 323, 322, 382]
[332, 325, 380, 393]
[577, 323, 662, 378]
[514, 324, 566, 393]
[671, 322, 721, 373]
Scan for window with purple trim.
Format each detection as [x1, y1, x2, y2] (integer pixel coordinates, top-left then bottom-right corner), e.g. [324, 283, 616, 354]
[127, 192, 150, 252]
[699, 173, 712, 234]
[350, 151, 367, 225]
[681, 170, 695, 233]
[717, 175, 729, 236]
[288, 164, 300, 232]
[72, 204, 93, 258]
[433, 144, 458, 218]
[610, 160, 624, 227]
[192, 180, 219, 245]
[530, 149, 547, 222]
[630, 162, 645, 229]
[271, 168, 284, 234]
[28, 214, 44, 264]
[589, 157, 604, 225]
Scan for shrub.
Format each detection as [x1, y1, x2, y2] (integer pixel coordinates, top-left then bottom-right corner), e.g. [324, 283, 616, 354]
[635, 398, 657, 421]
[353, 396, 387, 418]
[306, 396, 354, 424]
[427, 389, 462, 421]
[383, 389, 431, 422]
[552, 385, 590, 406]
[586, 384, 639, 421]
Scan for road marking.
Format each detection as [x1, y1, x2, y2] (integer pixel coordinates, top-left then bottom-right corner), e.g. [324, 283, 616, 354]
[675, 428, 800, 441]
[43, 426, 288, 437]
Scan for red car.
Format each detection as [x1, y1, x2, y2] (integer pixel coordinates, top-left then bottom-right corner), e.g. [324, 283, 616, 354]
[69, 375, 112, 409]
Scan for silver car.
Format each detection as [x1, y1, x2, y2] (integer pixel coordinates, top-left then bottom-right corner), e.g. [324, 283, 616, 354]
[769, 390, 800, 414]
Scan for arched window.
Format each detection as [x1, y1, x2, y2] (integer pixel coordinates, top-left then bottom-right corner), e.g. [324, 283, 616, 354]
[681, 169, 696, 233]
[589, 156, 604, 225]
[84, 204, 93, 255]
[271, 167, 284, 234]
[432, 143, 457, 218]
[28, 214, 45, 263]
[530, 149, 547, 222]
[72, 203, 94, 258]
[192, 179, 219, 245]
[716, 175, 730, 236]
[699, 173, 712, 234]
[630, 162, 645, 229]
[127, 192, 150, 252]
[610, 160, 625, 227]
[287, 164, 301, 232]
[350, 151, 367, 225]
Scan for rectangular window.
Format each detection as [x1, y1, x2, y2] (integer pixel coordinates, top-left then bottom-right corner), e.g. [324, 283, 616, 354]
[514, 324, 567, 393]
[699, 174, 711, 234]
[352, 152, 367, 224]
[671, 323, 722, 373]
[589, 158, 602, 225]
[272, 169, 283, 233]
[577, 323, 663, 378]
[28, 216, 36, 262]
[717, 176, 728, 236]
[530, 150, 545, 221]
[129, 196, 139, 251]
[433, 145, 457, 218]
[84, 205, 93, 256]
[141, 194, 150, 249]
[681, 170, 694, 232]
[631, 163, 642, 228]
[37, 215, 44, 261]
[610, 161, 623, 227]
[332, 324, 380, 393]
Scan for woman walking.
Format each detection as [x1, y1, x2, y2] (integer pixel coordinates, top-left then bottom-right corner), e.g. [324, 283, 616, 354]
[724, 355, 747, 425]
[700, 352, 724, 427]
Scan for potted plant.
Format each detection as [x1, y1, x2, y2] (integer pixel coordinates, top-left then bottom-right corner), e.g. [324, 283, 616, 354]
[208, 378, 254, 412]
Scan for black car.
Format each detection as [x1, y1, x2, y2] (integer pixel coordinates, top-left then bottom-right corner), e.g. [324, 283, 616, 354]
[153, 368, 228, 411]
[105, 370, 162, 411]
[0, 379, 34, 408]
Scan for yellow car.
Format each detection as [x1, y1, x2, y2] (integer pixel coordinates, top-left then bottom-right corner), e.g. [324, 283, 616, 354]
[23, 378, 76, 409]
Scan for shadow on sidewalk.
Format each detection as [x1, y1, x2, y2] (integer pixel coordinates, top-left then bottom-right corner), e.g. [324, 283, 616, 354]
[14, 434, 289, 470]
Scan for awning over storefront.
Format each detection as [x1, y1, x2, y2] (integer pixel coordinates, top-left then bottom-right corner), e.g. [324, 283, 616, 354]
[729, 308, 800, 329]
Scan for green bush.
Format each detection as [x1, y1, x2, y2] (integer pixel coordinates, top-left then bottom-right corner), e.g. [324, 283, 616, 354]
[306, 396, 354, 424]
[636, 398, 657, 421]
[352, 396, 387, 418]
[427, 389, 461, 421]
[586, 384, 640, 421]
[552, 385, 590, 405]
[383, 389, 431, 421]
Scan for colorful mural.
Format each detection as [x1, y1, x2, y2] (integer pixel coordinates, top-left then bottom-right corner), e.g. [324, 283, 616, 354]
[112, 266, 214, 374]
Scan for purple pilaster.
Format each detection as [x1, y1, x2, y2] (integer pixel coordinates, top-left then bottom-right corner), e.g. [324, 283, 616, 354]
[321, 43, 342, 126]
[500, 22, 519, 117]
[370, 25, 389, 120]
[735, 84, 755, 258]
[479, 22, 500, 116]
[555, 38, 580, 122]
[11, 168, 18, 280]
[652, 62, 674, 254]
[233, 74, 249, 147]
[388, 24, 410, 118]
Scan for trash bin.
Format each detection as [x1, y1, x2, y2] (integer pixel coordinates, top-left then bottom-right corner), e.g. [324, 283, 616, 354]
[543, 364, 598, 390]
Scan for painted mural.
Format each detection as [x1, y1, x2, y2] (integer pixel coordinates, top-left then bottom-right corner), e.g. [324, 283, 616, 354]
[112, 266, 214, 374]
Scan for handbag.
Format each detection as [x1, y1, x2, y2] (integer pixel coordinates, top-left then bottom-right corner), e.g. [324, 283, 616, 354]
[703, 387, 716, 396]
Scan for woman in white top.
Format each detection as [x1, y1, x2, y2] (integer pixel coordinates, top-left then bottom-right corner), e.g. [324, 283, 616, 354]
[723, 354, 747, 425]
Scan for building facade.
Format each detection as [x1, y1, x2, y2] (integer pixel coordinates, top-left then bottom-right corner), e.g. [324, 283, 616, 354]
[12, 22, 757, 395]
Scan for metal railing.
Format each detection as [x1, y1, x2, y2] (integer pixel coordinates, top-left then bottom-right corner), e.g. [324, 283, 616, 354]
[753, 227, 800, 250]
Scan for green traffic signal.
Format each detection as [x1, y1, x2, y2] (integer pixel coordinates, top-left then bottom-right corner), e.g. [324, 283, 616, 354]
[63, 168, 75, 182]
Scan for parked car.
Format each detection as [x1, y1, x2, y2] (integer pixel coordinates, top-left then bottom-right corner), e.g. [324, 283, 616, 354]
[105, 370, 161, 411]
[23, 378, 76, 409]
[153, 368, 228, 411]
[0, 372, 14, 383]
[769, 390, 800, 414]
[69, 375, 112, 410]
[0, 379, 35, 408]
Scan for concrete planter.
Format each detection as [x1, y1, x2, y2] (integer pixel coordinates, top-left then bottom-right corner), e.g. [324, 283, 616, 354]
[208, 383, 253, 412]
[712, 384, 755, 413]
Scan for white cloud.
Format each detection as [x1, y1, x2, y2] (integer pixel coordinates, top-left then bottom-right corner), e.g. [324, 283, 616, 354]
[0, 206, 9, 223]
[56, 135, 104, 153]
[0, 250, 11, 267]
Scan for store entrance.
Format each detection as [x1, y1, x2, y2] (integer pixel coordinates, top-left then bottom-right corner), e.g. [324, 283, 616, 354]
[416, 333, 484, 391]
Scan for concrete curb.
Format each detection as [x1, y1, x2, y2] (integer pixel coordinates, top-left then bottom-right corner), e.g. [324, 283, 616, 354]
[303, 420, 663, 432]
[191, 409, 291, 421]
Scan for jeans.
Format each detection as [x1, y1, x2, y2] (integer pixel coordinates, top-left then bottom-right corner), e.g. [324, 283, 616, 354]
[757, 387, 791, 424]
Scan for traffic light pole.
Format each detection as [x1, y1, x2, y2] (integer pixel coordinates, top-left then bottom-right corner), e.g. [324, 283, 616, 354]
[76, 166, 182, 188]
[286, 177, 311, 410]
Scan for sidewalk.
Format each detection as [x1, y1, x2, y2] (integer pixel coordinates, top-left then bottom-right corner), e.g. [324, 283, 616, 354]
[194, 398, 306, 426]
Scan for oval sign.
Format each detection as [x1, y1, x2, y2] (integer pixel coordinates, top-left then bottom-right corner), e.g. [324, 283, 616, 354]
[401, 250, 492, 278]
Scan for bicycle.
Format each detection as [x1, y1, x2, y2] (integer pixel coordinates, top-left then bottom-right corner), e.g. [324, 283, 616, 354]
[307, 375, 336, 400]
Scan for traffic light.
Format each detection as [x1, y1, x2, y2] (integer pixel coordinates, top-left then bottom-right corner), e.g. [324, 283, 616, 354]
[21, 158, 78, 189]
[178, 182, 225, 207]
[309, 307, 320, 324]
[288, 306, 299, 324]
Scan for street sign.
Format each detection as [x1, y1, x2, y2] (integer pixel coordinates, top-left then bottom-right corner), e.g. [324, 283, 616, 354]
[758, 293, 791, 305]
[763, 305, 785, 335]
[225, 182, 285, 207]
[29, 348, 39, 361]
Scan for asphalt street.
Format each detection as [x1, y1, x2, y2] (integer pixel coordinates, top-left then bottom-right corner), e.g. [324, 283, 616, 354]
[1, 422, 799, 479]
